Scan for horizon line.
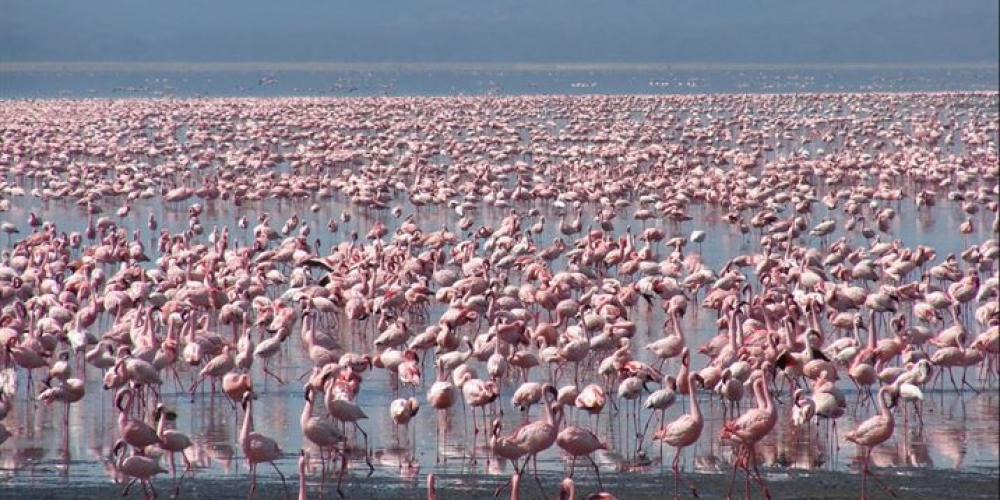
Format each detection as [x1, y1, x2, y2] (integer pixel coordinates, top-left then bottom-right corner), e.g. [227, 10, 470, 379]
[1, 61, 998, 73]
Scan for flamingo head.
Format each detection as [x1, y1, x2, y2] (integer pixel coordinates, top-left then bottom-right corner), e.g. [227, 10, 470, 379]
[110, 439, 127, 459]
[112, 387, 131, 411]
[153, 403, 177, 422]
[543, 383, 558, 401]
[792, 388, 806, 407]
[884, 387, 899, 409]
[241, 390, 258, 409]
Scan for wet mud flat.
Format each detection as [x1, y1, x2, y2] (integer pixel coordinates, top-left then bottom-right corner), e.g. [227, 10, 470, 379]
[4, 468, 998, 500]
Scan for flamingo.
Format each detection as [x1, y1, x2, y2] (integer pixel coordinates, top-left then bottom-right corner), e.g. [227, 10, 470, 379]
[301, 384, 345, 496]
[153, 404, 193, 496]
[110, 439, 167, 500]
[511, 381, 546, 418]
[390, 396, 420, 466]
[720, 374, 776, 500]
[321, 369, 375, 480]
[642, 374, 678, 441]
[490, 418, 530, 487]
[427, 365, 457, 462]
[240, 391, 288, 500]
[494, 385, 561, 496]
[37, 377, 85, 432]
[844, 386, 897, 500]
[556, 425, 608, 490]
[254, 329, 286, 384]
[458, 372, 499, 449]
[653, 373, 705, 499]
[115, 387, 159, 452]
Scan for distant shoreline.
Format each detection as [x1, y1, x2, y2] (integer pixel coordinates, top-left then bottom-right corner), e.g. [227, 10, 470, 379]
[1, 61, 998, 73]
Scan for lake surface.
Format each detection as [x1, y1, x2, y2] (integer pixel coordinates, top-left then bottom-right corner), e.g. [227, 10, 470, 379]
[0, 75, 997, 499]
[0, 190, 995, 490]
[1, 62, 997, 99]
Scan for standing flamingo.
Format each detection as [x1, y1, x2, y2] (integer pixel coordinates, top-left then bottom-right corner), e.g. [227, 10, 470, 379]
[115, 387, 159, 452]
[110, 439, 167, 500]
[556, 425, 608, 490]
[494, 385, 561, 497]
[490, 418, 530, 495]
[241, 391, 288, 500]
[845, 386, 897, 500]
[302, 384, 345, 496]
[654, 373, 705, 499]
[427, 365, 457, 463]
[720, 374, 776, 500]
[153, 404, 193, 496]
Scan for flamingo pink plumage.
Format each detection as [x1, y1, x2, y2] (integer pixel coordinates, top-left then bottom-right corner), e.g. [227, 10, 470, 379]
[844, 386, 896, 500]
[654, 372, 705, 499]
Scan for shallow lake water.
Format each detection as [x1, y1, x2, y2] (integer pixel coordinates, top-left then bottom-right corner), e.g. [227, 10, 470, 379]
[0, 86, 997, 499]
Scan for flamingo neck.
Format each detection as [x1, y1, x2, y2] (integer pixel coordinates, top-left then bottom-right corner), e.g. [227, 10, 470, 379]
[542, 399, 554, 425]
[753, 378, 767, 409]
[561, 479, 575, 500]
[727, 311, 739, 350]
[156, 410, 166, 438]
[867, 313, 877, 351]
[761, 378, 773, 413]
[878, 389, 893, 420]
[689, 376, 702, 421]
[240, 399, 253, 446]
[301, 393, 312, 429]
[120, 389, 135, 419]
[678, 356, 689, 387]
[783, 319, 797, 350]
[672, 310, 684, 341]
[115, 444, 127, 470]
[301, 314, 313, 345]
[810, 307, 823, 332]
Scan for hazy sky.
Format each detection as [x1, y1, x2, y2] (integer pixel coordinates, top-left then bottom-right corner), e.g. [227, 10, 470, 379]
[2, 1, 997, 65]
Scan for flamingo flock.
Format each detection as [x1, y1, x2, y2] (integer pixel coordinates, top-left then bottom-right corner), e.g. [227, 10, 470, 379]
[0, 90, 997, 500]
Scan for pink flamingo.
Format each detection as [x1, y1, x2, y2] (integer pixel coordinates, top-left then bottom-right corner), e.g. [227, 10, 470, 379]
[115, 387, 159, 452]
[152, 404, 193, 496]
[490, 418, 530, 494]
[844, 386, 897, 500]
[494, 386, 561, 497]
[301, 384, 345, 496]
[321, 368, 375, 482]
[110, 439, 167, 500]
[426, 365, 456, 462]
[653, 372, 705, 499]
[556, 425, 608, 490]
[458, 372, 499, 451]
[720, 374, 776, 500]
[240, 391, 288, 500]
